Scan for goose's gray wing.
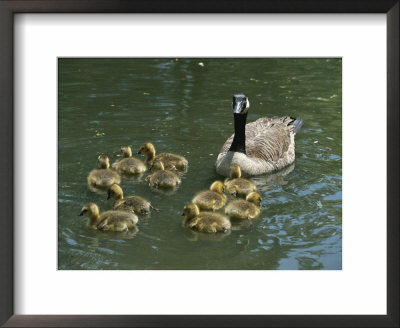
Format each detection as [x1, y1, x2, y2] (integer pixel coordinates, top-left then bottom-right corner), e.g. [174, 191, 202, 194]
[219, 116, 297, 162]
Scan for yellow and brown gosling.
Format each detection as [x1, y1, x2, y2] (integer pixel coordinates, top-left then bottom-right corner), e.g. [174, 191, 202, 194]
[87, 154, 121, 189]
[146, 160, 181, 188]
[182, 203, 231, 233]
[192, 181, 227, 211]
[224, 164, 257, 196]
[107, 183, 154, 215]
[79, 202, 138, 232]
[112, 146, 147, 175]
[224, 191, 262, 220]
[137, 142, 188, 170]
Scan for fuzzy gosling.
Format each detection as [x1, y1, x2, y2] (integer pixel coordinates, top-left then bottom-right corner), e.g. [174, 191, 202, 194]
[87, 154, 121, 188]
[146, 160, 181, 188]
[107, 183, 153, 215]
[137, 142, 188, 170]
[224, 191, 262, 220]
[79, 202, 138, 232]
[112, 146, 147, 174]
[192, 181, 227, 211]
[224, 164, 256, 196]
[183, 203, 231, 233]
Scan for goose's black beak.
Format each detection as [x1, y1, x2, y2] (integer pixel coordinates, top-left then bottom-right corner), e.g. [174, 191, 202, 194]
[232, 93, 248, 114]
[233, 100, 244, 114]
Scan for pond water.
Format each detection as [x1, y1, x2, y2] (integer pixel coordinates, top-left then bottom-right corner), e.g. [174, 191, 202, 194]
[58, 58, 342, 270]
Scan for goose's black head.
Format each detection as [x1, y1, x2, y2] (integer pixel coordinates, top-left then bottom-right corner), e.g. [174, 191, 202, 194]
[232, 93, 250, 114]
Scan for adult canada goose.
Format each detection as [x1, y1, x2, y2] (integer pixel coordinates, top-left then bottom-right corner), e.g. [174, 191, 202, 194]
[182, 203, 231, 233]
[137, 142, 188, 170]
[79, 202, 138, 232]
[112, 146, 147, 175]
[87, 154, 121, 188]
[224, 164, 257, 196]
[146, 160, 181, 188]
[192, 181, 227, 211]
[107, 184, 154, 215]
[224, 191, 262, 220]
[216, 93, 303, 177]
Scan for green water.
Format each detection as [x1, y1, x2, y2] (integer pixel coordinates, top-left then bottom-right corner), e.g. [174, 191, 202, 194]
[58, 58, 342, 270]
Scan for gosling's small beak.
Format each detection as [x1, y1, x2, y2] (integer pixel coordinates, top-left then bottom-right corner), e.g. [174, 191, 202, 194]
[181, 212, 185, 216]
[137, 149, 141, 154]
[78, 211, 84, 216]
[107, 194, 110, 200]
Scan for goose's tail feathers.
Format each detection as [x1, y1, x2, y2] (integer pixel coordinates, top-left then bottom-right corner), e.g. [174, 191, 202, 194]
[289, 117, 304, 134]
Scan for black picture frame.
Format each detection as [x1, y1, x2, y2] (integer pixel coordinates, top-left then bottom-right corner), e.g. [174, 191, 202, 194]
[0, 1, 398, 327]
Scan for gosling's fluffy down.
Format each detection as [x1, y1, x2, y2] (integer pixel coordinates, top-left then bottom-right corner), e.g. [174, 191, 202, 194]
[138, 142, 188, 170]
[146, 160, 181, 188]
[79, 202, 138, 232]
[88, 154, 121, 188]
[192, 181, 227, 211]
[112, 146, 147, 175]
[224, 164, 257, 196]
[183, 204, 231, 233]
[224, 191, 262, 220]
[107, 183, 153, 215]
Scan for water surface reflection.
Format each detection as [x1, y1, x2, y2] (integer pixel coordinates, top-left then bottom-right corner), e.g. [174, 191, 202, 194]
[58, 58, 342, 270]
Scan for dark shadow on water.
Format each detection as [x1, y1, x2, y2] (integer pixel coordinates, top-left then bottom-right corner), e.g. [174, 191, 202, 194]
[252, 163, 295, 192]
[183, 228, 232, 242]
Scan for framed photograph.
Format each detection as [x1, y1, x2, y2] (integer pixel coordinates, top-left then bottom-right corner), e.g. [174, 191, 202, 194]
[1, 1, 398, 327]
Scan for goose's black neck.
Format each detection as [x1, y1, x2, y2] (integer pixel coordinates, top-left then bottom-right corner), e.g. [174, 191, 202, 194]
[229, 113, 247, 154]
